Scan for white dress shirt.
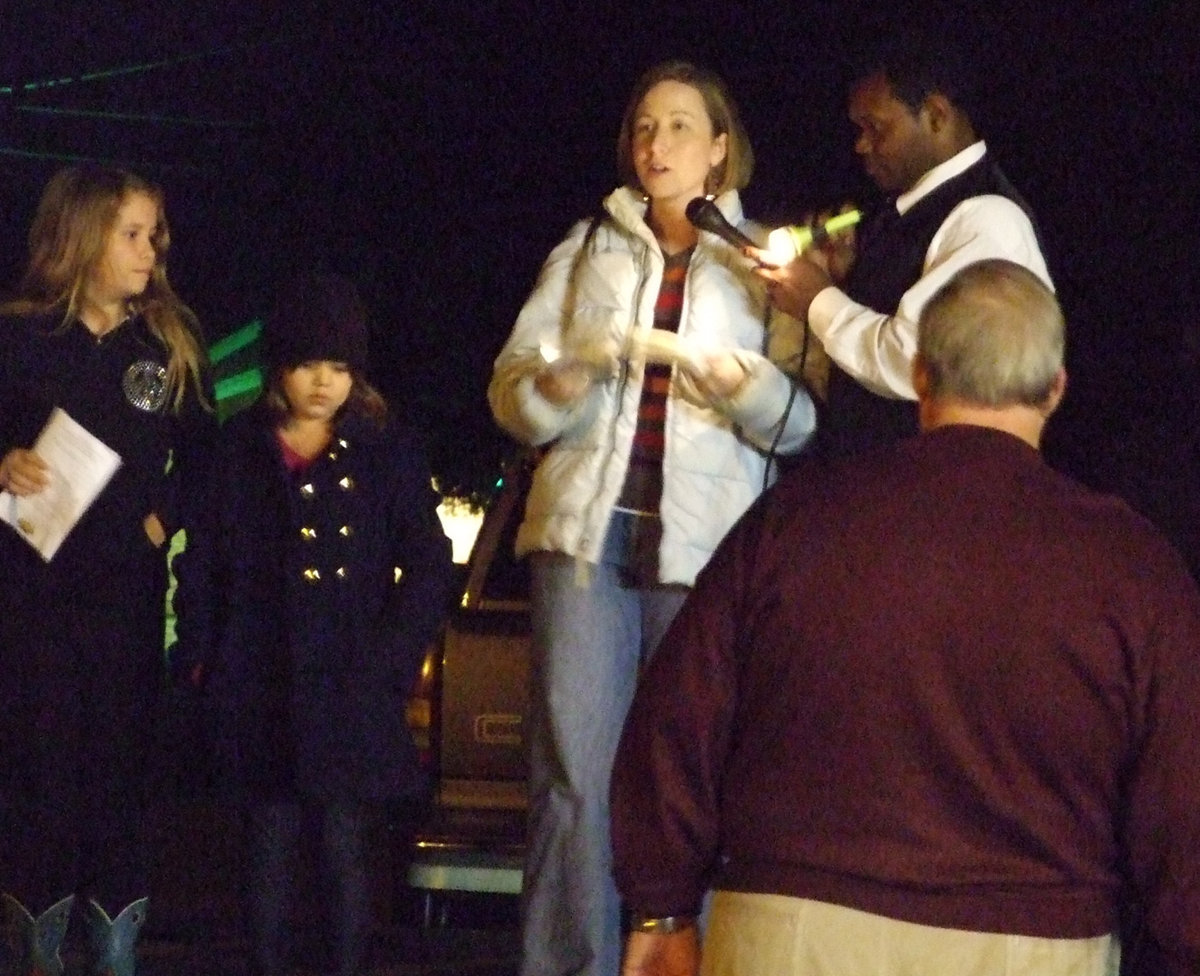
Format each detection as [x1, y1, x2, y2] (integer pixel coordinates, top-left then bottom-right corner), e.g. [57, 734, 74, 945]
[807, 141, 1052, 400]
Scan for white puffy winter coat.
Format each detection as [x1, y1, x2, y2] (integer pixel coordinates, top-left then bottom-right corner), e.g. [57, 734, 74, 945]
[488, 186, 816, 585]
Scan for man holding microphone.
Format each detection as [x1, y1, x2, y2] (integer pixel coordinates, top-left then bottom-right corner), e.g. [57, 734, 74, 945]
[756, 40, 1050, 457]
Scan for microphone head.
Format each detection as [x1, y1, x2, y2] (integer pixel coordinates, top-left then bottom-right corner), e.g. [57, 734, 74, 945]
[685, 197, 757, 250]
[684, 196, 718, 226]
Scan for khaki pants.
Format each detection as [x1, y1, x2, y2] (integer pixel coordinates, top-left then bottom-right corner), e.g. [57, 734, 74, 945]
[701, 891, 1119, 976]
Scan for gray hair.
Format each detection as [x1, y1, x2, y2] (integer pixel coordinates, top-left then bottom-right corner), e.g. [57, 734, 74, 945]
[917, 260, 1064, 408]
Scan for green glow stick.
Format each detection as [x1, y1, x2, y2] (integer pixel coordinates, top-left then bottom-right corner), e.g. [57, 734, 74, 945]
[207, 320, 262, 364]
[214, 368, 263, 403]
[780, 209, 863, 253]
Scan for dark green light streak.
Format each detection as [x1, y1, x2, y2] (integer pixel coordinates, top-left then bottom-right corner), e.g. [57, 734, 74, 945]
[15, 104, 256, 129]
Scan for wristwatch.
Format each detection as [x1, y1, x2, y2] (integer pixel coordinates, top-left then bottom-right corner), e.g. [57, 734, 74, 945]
[630, 913, 696, 934]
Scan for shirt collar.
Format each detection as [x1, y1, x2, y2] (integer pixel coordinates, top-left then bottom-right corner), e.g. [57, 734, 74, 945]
[895, 141, 987, 215]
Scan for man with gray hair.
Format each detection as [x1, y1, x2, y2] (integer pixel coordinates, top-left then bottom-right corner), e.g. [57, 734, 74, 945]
[611, 259, 1200, 976]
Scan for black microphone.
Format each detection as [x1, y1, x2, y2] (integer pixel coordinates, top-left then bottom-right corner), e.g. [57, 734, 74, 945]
[685, 196, 757, 249]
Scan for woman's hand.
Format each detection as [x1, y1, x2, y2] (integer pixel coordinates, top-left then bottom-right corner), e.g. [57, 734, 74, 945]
[679, 350, 747, 402]
[534, 359, 594, 407]
[0, 448, 49, 496]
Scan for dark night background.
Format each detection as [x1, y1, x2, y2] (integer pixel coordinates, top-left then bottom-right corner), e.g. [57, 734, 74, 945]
[2, 1, 1198, 561]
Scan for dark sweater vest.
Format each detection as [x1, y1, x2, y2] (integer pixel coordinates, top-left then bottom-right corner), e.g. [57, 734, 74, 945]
[823, 156, 1041, 458]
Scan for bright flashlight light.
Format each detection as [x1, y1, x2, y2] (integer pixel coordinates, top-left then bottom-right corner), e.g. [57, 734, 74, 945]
[437, 497, 484, 563]
[765, 210, 863, 265]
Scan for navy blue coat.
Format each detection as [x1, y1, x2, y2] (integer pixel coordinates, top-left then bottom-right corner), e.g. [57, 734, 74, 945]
[174, 401, 453, 804]
[0, 311, 215, 903]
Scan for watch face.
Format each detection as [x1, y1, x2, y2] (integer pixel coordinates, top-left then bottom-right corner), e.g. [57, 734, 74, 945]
[123, 359, 169, 413]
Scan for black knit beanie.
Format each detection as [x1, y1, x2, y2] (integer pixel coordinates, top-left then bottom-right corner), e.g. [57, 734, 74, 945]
[264, 273, 369, 372]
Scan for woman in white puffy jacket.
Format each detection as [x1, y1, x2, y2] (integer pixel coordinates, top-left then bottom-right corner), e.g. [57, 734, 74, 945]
[487, 60, 816, 976]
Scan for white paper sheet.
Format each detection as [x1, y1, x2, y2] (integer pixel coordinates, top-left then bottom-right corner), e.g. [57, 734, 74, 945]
[626, 329, 709, 371]
[0, 407, 123, 561]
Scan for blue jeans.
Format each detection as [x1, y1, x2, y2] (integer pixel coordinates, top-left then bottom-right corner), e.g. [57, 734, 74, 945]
[520, 513, 690, 976]
[245, 801, 374, 976]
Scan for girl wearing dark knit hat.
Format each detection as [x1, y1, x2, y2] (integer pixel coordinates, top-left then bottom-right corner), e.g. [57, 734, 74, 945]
[173, 273, 455, 976]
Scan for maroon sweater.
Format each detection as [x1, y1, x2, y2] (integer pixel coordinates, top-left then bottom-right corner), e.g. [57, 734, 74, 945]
[612, 425, 1200, 973]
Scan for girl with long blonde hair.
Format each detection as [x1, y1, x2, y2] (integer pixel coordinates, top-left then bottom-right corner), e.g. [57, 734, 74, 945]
[0, 163, 214, 976]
